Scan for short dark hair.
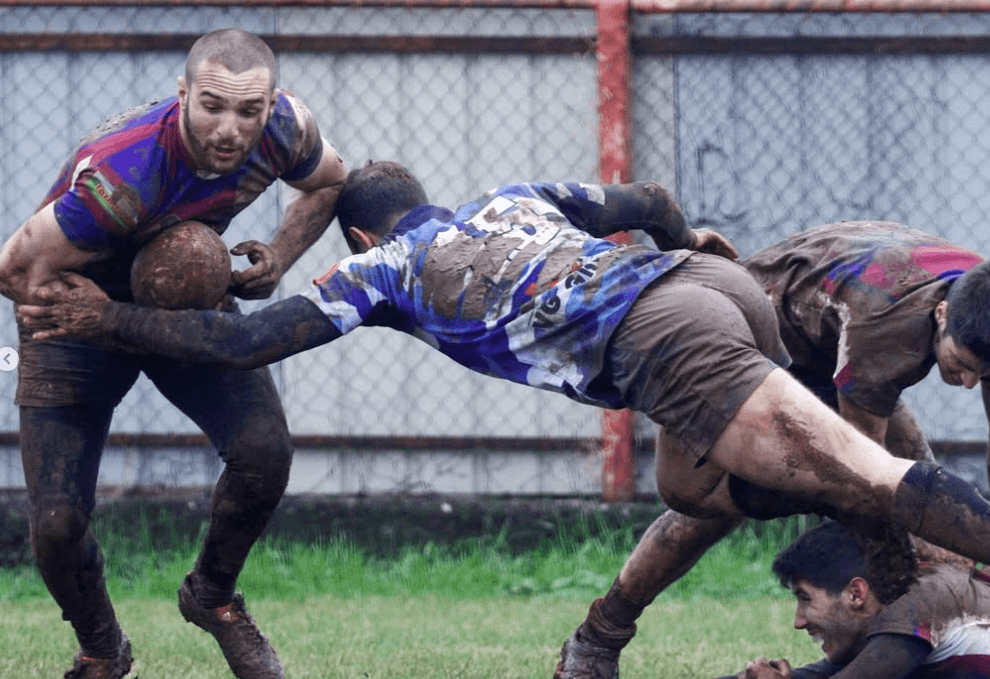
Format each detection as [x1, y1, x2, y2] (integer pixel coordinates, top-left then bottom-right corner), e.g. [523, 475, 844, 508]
[185, 29, 276, 91]
[772, 520, 917, 604]
[336, 161, 428, 253]
[773, 521, 868, 594]
[946, 260, 990, 365]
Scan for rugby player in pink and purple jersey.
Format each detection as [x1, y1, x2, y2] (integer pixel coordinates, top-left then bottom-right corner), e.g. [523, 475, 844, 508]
[0, 28, 347, 679]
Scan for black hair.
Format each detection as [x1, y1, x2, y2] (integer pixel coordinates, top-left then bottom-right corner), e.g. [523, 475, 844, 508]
[773, 521, 868, 594]
[946, 260, 990, 365]
[185, 29, 277, 91]
[772, 520, 917, 604]
[336, 161, 428, 253]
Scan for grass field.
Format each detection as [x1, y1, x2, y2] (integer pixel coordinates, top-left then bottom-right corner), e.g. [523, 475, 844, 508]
[0, 507, 825, 678]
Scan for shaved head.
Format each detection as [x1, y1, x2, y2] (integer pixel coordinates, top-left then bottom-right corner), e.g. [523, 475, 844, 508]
[185, 29, 276, 91]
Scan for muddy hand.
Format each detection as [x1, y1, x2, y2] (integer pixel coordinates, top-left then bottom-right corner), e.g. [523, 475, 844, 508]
[16, 272, 109, 340]
[692, 228, 739, 261]
[229, 240, 282, 300]
[743, 657, 792, 679]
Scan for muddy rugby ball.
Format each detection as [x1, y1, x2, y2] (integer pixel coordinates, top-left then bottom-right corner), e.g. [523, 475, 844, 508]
[130, 221, 231, 309]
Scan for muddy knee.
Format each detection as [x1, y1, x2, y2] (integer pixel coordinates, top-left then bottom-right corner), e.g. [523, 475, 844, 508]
[30, 502, 90, 557]
[224, 420, 292, 505]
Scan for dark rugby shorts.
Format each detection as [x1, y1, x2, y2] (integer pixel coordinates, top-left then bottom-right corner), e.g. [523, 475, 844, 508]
[607, 253, 791, 462]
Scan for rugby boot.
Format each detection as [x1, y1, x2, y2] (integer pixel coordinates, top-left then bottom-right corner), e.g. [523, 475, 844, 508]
[554, 597, 636, 679]
[63, 633, 132, 679]
[178, 572, 284, 679]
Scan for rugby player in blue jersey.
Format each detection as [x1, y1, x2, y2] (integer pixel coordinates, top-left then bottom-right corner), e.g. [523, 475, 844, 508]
[20, 161, 990, 678]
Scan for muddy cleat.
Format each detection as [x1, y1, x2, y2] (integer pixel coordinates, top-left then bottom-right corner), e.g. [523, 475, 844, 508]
[63, 634, 133, 679]
[554, 626, 622, 679]
[178, 574, 284, 679]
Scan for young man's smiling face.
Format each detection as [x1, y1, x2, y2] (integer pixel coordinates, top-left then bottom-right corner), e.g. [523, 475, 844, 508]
[790, 577, 873, 664]
[177, 60, 275, 177]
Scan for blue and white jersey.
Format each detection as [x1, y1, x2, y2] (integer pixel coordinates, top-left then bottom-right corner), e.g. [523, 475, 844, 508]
[302, 182, 695, 407]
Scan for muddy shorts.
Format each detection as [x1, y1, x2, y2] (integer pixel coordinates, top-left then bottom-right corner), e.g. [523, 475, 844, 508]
[607, 253, 791, 462]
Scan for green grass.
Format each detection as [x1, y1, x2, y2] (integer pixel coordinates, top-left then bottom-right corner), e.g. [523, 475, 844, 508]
[0, 510, 822, 677]
[1, 514, 815, 603]
[1, 593, 823, 678]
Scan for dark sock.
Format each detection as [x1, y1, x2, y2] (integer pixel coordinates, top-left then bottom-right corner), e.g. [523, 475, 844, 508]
[186, 569, 236, 609]
[581, 578, 644, 649]
[894, 462, 990, 565]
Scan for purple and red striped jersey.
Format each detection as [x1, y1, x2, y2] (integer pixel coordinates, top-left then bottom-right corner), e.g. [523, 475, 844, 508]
[40, 91, 324, 299]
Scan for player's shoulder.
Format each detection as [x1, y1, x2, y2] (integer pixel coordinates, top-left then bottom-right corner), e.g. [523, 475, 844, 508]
[271, 89, 315, 125]
[80, 98, 176, 145]
[264, 89, 319, 147]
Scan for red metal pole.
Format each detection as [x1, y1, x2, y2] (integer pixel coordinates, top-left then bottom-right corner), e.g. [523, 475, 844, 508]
[597, 0, 636, 503]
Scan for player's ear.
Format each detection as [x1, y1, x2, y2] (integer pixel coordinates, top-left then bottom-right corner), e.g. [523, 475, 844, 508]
[348, 227, 380, 253]
[177, 76, 188, 107]
[935, 300, 949, 331]
[845, 577, 871, 609]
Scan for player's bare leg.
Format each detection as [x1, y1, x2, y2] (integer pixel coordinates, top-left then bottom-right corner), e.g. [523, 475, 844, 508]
[556, 370, 990, 679]
[555, 429, 744, 679]
[555, 425, 821, 679]
[554, 509, 740, 679]
[709, 368, 990, 564]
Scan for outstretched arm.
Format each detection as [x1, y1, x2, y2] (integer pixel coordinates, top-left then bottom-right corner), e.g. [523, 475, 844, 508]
[18, 273, 341, 369]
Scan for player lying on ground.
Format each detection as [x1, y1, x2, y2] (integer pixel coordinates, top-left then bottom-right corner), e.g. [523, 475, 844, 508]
[713, 520, 990, 679]
[18, 161, 990, 677]
[0, 28, 348, 679]
[552, 222, 990, 679]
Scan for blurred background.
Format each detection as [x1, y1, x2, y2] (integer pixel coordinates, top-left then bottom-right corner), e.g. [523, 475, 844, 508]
[1, 0, 988, 502]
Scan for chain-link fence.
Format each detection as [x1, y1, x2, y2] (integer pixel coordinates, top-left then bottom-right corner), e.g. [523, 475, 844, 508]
[1, 2, 989, 494]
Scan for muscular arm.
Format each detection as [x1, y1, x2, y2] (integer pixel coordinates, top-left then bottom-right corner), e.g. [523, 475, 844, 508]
[0, 203, 95, 304]
[20, 276, 342, 369]
[598, 182, 737, 258]
[597, 182, 695, 248]
[100, 294, 341, 369]
[270, 138, 348, 272]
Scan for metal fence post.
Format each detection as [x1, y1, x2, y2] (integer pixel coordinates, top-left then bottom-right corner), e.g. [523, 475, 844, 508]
[597, 0, 637, 502]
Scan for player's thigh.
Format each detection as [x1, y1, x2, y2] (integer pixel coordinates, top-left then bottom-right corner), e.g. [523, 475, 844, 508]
[707, 368, 915, 517]
[16, 335, 140, 513]
[145, 359, 290, 459]
[654, 427, 741, 520]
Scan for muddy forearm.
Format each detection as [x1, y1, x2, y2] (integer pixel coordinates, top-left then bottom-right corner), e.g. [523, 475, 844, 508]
[599, 182, 694, 249]
[269, 184, 342, 274]
[825, 634, 928, 679]
[102, 295, 341, 368]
